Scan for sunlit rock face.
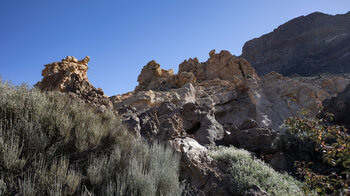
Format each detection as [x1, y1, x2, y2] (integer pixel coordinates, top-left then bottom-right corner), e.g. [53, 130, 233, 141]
[36, 56, 112, 109]
[113, 50, 350, 132]
[242, 11, 350, 76]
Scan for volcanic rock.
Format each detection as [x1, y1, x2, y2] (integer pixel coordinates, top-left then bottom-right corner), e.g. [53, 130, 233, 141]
[35, 56, 112, 109]
[169, 137, 230, 196]
[242, 11, 350, 76]
[137, 102, 224, 146]
[323, 84, 350, 128]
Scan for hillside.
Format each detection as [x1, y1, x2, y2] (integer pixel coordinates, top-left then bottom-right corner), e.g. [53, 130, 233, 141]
[241, 11, 350, 76]
[29, 52, 349, 195]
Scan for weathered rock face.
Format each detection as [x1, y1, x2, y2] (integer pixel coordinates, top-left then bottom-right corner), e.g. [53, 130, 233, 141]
[117, 102, 224, 146]
[114, 53, 350, 132]
[111, 50, 350, 195]
[242, 11, 350, 76]
[323, 84, 350, 129]
[134, 50, 257, 92]
[36, 56, 112, 109]
[180, 50, 258, 82]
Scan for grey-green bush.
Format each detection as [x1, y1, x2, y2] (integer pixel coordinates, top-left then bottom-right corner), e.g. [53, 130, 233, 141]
[0, 81, 182, 195]
[209, 146, 305, 196]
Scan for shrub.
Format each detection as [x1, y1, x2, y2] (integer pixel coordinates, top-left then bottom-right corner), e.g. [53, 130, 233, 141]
[209, 146, 304, 195]
[280, 116, 350, 195]
[0, 81, 182, 195]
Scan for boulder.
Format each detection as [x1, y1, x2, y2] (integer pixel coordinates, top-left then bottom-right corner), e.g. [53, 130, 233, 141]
[226, 120, 277, 154]
[169, 138, 231, 196]
[323, 84, 350, 128]
[243, 185, 270, 196]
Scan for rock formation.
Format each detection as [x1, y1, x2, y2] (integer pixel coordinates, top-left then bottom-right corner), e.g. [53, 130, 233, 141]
[242, 11, 350, 76]
[110, 50, 349, 195]
[36, 50, 350, 195]
[36, 56, 112, 109]
[134, 50, 257, 92]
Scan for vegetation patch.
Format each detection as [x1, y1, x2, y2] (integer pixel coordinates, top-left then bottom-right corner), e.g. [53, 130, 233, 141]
[209, 146, 304, 196]
[0, 81, 182, 195]
[277, 115, 350, 195]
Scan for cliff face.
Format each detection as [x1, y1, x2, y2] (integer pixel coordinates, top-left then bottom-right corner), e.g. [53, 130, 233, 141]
[241, 11, 350, 76]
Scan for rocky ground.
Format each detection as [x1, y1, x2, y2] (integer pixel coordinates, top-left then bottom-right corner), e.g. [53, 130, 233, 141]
[36, 51, 350, 195]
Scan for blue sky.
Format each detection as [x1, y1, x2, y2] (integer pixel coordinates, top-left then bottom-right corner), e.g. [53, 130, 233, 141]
[0, 1, 349, 95]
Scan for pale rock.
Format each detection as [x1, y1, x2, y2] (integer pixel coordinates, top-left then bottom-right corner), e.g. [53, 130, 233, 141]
[169, 137, 230, 195]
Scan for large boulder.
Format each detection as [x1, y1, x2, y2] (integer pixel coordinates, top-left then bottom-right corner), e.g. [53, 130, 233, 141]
[169, 137, 231, 196]
[242, 11, 350, 76]
[225, 119, 277, 154]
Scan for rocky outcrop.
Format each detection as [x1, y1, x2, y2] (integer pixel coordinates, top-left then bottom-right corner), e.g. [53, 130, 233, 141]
[323, 84, 350, 129]
[179, 50, 258, 82]
[242, 11, 350, 76]
[134, 50, 257, 92]
[117, 102, 224, 146]
[36, 56, 112, 109]
[114, 53, 350, 132]
[110, 49, 350, 195]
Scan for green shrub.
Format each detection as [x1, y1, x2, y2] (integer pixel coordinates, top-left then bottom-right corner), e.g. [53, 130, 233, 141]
[280, 116, 350, 195]
[209, 146, 304, 195]
[0, 81, 182, 195]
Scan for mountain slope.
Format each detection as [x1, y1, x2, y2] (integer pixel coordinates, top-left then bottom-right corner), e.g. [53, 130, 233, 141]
[241, 11, 350, 76]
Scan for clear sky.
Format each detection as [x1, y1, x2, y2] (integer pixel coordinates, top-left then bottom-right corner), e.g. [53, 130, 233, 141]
[0, 0, 349, 96]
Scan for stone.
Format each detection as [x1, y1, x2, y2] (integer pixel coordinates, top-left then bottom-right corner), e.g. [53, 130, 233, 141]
[135, 60, 178, 92]
[179, 50, 258, 82]
[137, 102, 224, 146]
[234, 127, 277, 154]
[116, 105, 141, 138]
[240, 119, 259, 130]
[169, 138, 231, 196]
[111, 83, 196, 114]
[242, 11, 350, 76]
[135, 50, 258, 92]
[243, 185, 270, 196]
[323, 84, 350, 128]
[36, 56, 112, 109]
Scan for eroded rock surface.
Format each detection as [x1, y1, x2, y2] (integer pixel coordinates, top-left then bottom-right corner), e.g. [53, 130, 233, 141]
[36, 56, 112, 109]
